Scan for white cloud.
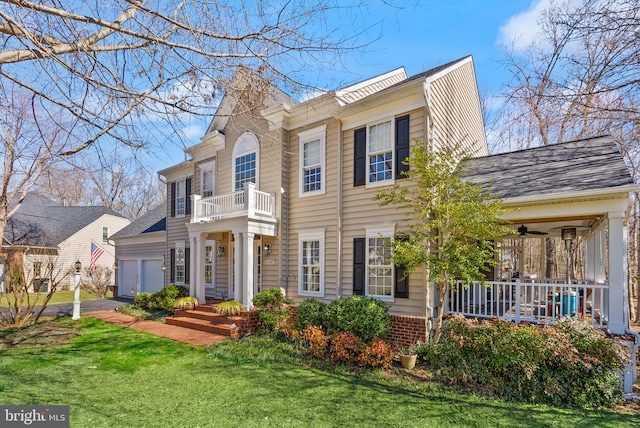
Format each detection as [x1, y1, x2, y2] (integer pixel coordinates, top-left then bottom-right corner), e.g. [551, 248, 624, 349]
[181, 123, 205, 140]
[498, 0, 553, 51]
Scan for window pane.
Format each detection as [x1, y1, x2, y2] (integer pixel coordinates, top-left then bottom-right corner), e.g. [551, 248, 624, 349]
[235, 152, 256, 190]
[303, 140, 321, 166]
[302, 240, 321, 292]
[367, 237, 392, 297]
[369, 121, 392, 153]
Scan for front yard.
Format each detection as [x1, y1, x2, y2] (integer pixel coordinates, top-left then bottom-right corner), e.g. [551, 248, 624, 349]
[0, 317, 638, 427]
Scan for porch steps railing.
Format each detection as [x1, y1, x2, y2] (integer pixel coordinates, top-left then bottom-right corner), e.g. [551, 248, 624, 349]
[445, 280, 608, 327]
[191, 182, 276, 223]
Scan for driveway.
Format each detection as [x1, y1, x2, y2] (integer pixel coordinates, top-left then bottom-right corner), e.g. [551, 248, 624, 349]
[34, 297, 134, 317]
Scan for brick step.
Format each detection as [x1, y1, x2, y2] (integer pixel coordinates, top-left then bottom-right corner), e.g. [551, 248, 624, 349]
[174, 309, 244, 325]
[166, 316, 239, 338]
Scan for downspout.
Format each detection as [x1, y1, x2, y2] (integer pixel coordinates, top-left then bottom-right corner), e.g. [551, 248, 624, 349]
[337, 119, 344, 298]
[623, 273, 640, 395]
[421, 78, 434, 338]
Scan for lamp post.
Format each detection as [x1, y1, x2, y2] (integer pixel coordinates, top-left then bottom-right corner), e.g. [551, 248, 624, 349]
[561, 228, 577, 285]
[73, 260, 81, 320]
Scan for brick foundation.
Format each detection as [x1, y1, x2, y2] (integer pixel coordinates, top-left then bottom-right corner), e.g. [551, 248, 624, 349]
[389, 315, 428, 348]
[236, 310, 260, 337]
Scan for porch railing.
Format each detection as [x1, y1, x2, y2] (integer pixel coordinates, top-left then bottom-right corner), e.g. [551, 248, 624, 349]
[445, 280, 608, 328]
[191, 183, 276, 223]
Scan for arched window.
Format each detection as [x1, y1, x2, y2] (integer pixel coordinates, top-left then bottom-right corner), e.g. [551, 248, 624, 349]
[232, 132, 259, 191]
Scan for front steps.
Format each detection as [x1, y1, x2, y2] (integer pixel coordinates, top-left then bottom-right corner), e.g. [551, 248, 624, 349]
[166, 304, 247, 339]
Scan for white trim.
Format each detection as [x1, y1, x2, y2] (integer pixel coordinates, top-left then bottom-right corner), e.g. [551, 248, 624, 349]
[175, 178, 187, 217]
[365, 117, 395, 189]
[365, 225, 395, 302]
[200, 160, 216, 197]
[204, 239, 215, 287]
[298, 125, 327, 197]
[298, 230, 325, 297]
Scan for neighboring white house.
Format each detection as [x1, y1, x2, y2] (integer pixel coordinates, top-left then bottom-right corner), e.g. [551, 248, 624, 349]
[0, 193, 129, 291]
[110, 204, 167, 297]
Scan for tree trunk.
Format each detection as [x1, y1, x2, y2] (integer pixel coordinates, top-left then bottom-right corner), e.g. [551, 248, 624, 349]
[545, 237, 556, 279]
[433, 281, 448, 344]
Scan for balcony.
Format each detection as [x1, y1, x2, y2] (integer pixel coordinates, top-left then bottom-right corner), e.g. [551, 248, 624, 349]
[191, 183, 276, 223]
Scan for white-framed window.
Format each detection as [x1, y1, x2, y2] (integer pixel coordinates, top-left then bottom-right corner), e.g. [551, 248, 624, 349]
[298, 230, 325, 297]
[298, 125, 326, 196]
[367, 118, 394, 186]
[205, 240, 214, 286]
[102, 227, 109, 243]
[232, 132, 259, 191]
[175, 242, 186, 284]
[175, 179, 186, 216]
[201, 162, 215, 198]
[366, 225, 395, 301]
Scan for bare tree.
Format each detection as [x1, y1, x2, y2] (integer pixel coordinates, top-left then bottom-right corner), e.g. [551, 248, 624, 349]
[492, 0, 640, 320]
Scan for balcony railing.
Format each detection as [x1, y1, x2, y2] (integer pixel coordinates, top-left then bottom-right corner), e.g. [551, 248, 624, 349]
[445, 280, 608, 327]
[191, 182, 276, 223]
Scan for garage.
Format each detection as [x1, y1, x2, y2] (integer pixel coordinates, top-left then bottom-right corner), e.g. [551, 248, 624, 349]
[119, 260, 138, 296]
[141, 260, 164, 293]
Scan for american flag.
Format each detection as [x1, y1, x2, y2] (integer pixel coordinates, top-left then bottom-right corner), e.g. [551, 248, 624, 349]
[89, 241, 105, 270]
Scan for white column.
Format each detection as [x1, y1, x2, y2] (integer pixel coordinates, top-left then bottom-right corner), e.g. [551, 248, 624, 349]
[594, 226, 607, 284]
[243, 232, 255, 310]
[607, 212, 628, 334]
[585, 232, 596, 281]
[234, 232, 243, 305]
[245, 182, 256, 217]
[195, 234, 206, 304]
[189, 237, 197, 297]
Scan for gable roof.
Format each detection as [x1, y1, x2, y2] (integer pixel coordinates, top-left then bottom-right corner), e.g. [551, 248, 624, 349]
[463, 136, 636, 200]
[110, 203, 166, 239]
[4, 193, 126, 247]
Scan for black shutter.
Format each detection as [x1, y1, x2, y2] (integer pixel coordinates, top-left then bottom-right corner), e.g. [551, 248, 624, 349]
[185, 248, 190, 284]
[353, 238, 366, 295]
[353, 128, 367, 186]
[395, 115, 410, 179]
[170, 248, 175, 283]
[395, 266, 409, 298]
[170, 182, 176, 217]
[185, 178, 192, 215]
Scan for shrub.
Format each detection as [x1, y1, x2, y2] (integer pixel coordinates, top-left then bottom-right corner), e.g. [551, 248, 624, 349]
[324, 296, 391, 342]
[296, 298, 328, 330]
[174, 296, 198, 310]
[217, 300, 242, 317]
[253, 288, 293, 330]
[329, 332, 363, 365]
[153, 284, 190, 312]
[134, 292, 154, 309]
[302, 325, 329, 359]
[358, 338, 394, 369]
[252, 288, 292, 308]
[416, 314, 626, 407]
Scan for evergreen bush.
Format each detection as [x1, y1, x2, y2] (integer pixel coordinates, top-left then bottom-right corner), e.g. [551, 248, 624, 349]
[296, 298, 327, 330]
[324, 296, 391, 342]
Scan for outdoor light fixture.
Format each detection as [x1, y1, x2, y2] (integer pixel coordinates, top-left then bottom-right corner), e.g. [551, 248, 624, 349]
[217, 245, 226, 257]
[74, 260, 82, 272]
[264, 243, 272, 255]
[560, 228, 577, 285]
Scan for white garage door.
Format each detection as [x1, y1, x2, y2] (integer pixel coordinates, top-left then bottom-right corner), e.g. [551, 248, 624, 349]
[141, 260, 164, 294]
[120, 261, 138, 297]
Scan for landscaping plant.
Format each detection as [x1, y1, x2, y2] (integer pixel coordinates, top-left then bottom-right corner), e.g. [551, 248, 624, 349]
[216, 300, 242, 317]
[324, 295, 391, 342]
[252, 288, 293, 330]
[296, 298, 328, 330]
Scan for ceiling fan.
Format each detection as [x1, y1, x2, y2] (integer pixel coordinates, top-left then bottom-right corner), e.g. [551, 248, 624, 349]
[517, 224, 548, 236]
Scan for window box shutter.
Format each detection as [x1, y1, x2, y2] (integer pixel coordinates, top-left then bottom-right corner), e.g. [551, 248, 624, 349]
[170, 182, 176, 217]
[353, 238, 365, 295]
[170, 248, 175, 283]
[395, 266, 408, 298]
[185, 248, 190, 284]
[353, 128, 366, 186]
[185, 178, 192, 215]
[395, 115, 410, 179]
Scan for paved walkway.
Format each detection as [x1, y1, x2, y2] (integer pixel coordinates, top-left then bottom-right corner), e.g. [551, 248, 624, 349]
[88, 310, 228, 346]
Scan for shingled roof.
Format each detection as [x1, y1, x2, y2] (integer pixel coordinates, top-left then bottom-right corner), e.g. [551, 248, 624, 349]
[110, 203, 166, 239]
[463, 136, 635, 200]
[4, 193, 126, 247]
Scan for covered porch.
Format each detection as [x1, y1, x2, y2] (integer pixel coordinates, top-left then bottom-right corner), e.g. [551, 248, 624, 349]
[186, 183, 278, 310]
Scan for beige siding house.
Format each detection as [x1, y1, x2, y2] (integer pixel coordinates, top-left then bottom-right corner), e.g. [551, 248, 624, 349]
[156, 56, 487, 317]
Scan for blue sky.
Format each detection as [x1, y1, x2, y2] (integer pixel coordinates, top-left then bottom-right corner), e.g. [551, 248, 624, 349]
[157, 0, 545, 170]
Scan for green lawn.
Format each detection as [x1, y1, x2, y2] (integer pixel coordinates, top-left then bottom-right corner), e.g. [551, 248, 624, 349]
[0, 290, 112, 307]
[0, 318, 637, 428]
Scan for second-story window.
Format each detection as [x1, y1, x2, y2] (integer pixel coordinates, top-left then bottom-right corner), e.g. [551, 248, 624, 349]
[175, 179, 186, 216]
[368, 119, 393, 184]
[232, 132, 259, 191]
[102, 227, 109, 243]
[201, 162, 215, 198]
[299, 125, 326, 196]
